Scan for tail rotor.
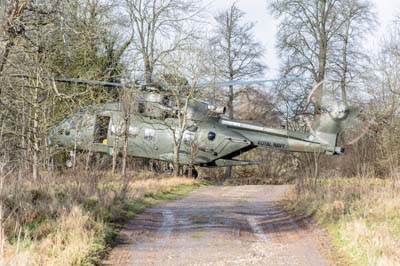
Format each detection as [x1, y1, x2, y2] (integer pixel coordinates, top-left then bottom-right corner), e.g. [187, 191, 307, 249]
[306, 80, 367, 150]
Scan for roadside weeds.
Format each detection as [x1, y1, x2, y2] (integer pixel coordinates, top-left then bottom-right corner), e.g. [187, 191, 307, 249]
[0, 171, 201, 266]
[286, 178, 400, 266]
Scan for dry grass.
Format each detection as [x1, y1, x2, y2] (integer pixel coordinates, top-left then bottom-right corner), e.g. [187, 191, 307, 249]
[0, 171, 198, 266]
[288, 178, 400, 266]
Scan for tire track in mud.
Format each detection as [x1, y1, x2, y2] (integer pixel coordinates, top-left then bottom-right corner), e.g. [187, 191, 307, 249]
[155, 210, 175, 246]
[246, 216, 270, 242]
[104, 185, 328, 266]
[126, 209, 175, 265]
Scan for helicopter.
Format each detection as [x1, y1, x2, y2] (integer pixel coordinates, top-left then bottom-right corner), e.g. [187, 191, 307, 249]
[15, 75, 360, 176]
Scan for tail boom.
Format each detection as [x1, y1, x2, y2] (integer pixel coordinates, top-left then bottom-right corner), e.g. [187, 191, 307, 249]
[220, 119, 344, 155]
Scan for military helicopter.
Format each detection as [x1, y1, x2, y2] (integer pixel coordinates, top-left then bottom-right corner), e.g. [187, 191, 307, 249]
[15, 74, 360, 176]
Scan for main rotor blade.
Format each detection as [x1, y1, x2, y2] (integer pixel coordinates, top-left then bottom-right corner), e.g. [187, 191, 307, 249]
[192, 77, 307, 89]
[12, 74, 125, 88]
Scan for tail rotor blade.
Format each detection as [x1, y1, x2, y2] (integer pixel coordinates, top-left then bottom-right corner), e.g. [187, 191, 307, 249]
[346, 123, 369, 145]
[307, 80, 324, 103]
[307, 79, 370, 146]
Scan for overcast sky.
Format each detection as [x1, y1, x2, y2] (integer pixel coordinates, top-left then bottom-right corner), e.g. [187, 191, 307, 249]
[210, 0, 400, 78]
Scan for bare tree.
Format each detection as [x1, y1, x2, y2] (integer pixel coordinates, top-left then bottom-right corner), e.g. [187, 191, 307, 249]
[210, 3, 266, 118]
[378, 16, 400, 95]
[124, 0, 201, 84]
[209, 3, 265, 179]
[0, 0, 131, 179]
[0, 0, 30, 80]
[121, 87, 135, 178]
[270, 0, 349, 108]
[269, 0, 376, 182]
[159, 44, 205, 176]
[333, 0, 376, 101]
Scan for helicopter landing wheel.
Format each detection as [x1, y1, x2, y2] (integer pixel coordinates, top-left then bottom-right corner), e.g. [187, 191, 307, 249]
[66, 151, 74, 168]
[166, 163, 174, 175]
[184, 166, 198, 178]
[192, 168, 198, 179]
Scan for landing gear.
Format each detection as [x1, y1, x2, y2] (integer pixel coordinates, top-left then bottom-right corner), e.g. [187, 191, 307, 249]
[184, 166, 198, 178]
[166, 163, 174, 175]
[191, 168, 198, 178]
[66, 150, 74, 168]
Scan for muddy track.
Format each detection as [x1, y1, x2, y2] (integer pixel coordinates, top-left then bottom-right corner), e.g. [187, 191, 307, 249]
[103, 185, 328, 266]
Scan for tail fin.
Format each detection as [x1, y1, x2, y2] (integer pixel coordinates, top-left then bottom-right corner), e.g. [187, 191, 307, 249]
[309, 103, 360, 155]
[306, 80, 361, 155]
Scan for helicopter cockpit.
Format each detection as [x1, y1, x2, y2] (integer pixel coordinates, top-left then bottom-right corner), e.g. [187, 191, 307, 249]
[49, 110, 90, 144]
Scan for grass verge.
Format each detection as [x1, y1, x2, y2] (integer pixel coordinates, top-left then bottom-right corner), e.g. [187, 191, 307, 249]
[0, 171, 202, 266]
[287, 178, 400, 266]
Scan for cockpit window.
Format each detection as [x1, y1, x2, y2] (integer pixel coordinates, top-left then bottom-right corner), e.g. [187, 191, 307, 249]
[59, 118, 69, 127]
[183, 131, 196, 145]
[70, 119, 77, 129]
[55, 112, 84, 135]
[144, 128, 155, 141]
[63, 114, 84, 130]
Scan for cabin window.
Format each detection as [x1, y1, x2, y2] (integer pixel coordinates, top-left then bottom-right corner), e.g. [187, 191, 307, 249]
[144, 128, 155, 141]
[187, 125, 198, 132]
[129, 126, 140, 137]
[110, 122, 124, 135]
[162, 96, 171, 107]
[69, 116, 82, 129]
[183, 131, 195, 145]
[94, 116, 110, 144]
[138, 102, 145, 113]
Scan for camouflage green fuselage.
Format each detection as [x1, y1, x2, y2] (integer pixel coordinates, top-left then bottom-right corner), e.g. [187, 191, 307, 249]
[49, 101, 343, 167]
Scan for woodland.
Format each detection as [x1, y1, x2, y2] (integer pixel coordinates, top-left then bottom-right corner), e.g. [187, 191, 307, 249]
[0, 0, 399, 265]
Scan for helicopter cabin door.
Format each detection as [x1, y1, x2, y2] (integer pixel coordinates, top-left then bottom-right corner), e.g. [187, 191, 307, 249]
[93, 115, 111, 145]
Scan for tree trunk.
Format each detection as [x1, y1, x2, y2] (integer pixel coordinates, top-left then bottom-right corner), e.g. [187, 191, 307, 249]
[341, 20, 351, 103]
[225, 84, 234, 180]
[0, 39, 15, 96]
[0, 40, 14, 74]
[173, 144, 180, 176]
[85, 147, 92, 171]
[315, 0, 328, 115]
[227, 84, 234, 119]
[144, 56, 153, 84]
[121, 129, 128, 178]
[32, 86, 40, 181]
[188, 165, 193, 178]
[21, 98, 27, 174]
[112, 135, 118, 174]
[72, 132, 78, 170]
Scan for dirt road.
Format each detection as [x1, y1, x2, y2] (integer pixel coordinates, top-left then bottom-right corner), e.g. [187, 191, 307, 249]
[104, 185, 328, 266]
